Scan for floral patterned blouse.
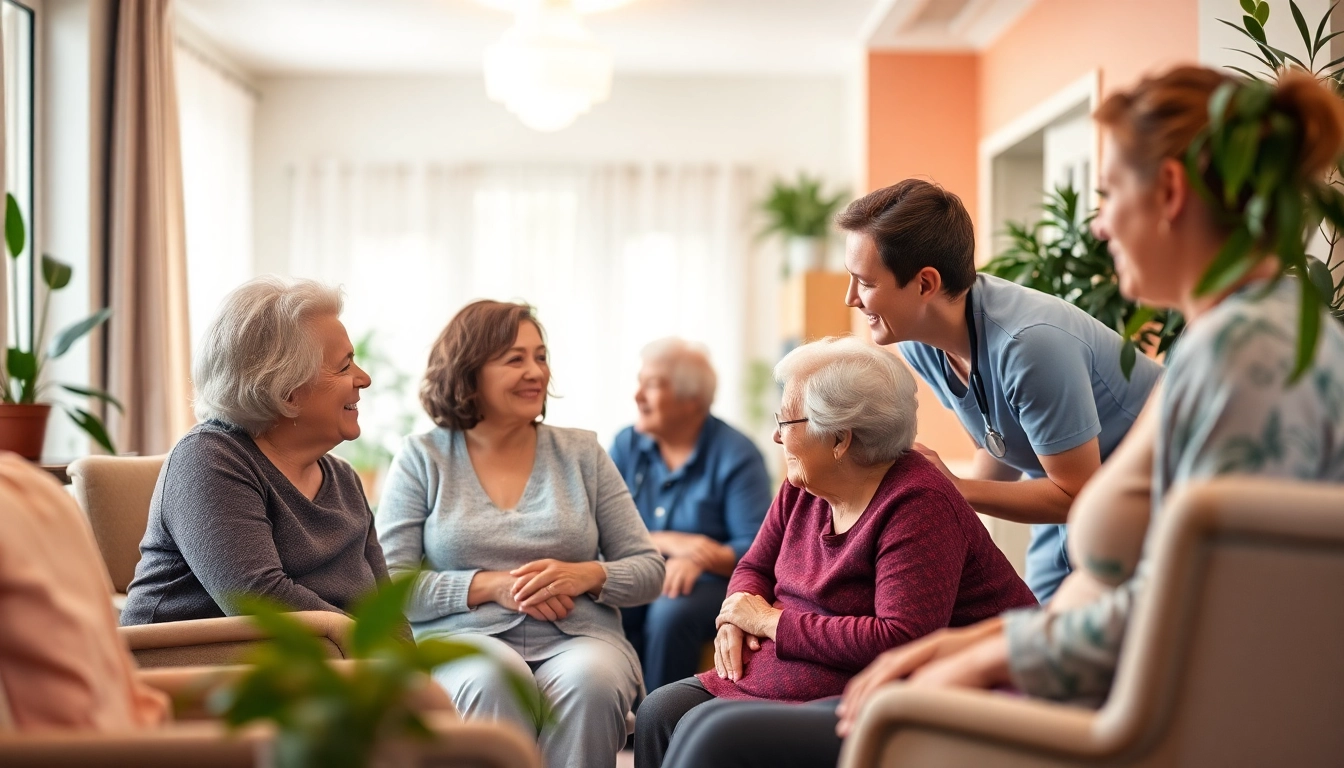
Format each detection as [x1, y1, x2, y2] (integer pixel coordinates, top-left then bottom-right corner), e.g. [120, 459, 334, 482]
[1003, 279, 1344, 704]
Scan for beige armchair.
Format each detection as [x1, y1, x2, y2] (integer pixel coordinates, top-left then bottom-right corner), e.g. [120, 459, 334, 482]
[0, 664, 541, 768]
[67, 454, 356, 666]
[840, 477, 1344, 768]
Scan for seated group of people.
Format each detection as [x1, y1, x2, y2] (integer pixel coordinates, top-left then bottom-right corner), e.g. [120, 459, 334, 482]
[8, 64, 1344, 768]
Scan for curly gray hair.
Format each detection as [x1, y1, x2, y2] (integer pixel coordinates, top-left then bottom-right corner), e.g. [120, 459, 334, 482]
[774, 336, 918, 465]
[192, 276, 345, 436]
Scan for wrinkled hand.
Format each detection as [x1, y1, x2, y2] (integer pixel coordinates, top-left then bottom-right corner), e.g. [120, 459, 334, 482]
[662, 556, 703, 598]
[651, 531, 722, 569]
[836, 620, 1002, 736]
[912, 442, 958, 484]
[712, 622, 761, 682]
[716, 592, 782, 641]
[510, 559, 605, 609]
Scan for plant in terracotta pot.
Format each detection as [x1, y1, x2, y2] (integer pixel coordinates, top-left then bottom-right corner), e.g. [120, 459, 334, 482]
[759, 173, 848, 276]
[1, 193, 119, 458]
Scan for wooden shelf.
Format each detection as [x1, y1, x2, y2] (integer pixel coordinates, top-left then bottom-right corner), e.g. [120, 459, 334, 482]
[782, 271, 854, 343]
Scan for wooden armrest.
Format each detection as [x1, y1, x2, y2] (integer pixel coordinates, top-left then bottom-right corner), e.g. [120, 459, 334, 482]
[119, 611, 352, 651]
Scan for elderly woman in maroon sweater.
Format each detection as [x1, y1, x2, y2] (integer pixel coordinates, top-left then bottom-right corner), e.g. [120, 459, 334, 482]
[634, 336, 1036, 767]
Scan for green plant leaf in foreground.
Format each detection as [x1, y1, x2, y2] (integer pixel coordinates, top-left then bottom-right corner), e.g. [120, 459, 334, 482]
[48, 308, 112, 359]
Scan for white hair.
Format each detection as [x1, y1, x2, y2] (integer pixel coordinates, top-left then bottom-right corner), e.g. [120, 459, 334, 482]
[773, 336, 918, 466]
[640, 337, 717, 407]
[192, 276, 345, 436]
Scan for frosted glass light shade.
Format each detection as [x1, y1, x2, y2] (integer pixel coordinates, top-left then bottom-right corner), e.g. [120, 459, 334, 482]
[483, 7, 613, 132]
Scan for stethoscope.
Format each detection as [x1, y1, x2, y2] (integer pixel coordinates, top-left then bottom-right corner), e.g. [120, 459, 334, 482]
[632, 451, 688, 531]
[964, 287, 1008, 459]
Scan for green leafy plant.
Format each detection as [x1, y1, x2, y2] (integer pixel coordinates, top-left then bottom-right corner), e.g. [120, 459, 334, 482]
[758, 173, 848, 240]
[1216, 0, 1344, 379]
[981, 185, 1185, 377]
[2, 192, 120, 453]
[211, 573, 547, 768]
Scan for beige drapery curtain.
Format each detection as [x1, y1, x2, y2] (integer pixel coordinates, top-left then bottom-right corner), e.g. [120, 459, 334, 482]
[104, 0, 193, 454]
[0, 19, 8, 372]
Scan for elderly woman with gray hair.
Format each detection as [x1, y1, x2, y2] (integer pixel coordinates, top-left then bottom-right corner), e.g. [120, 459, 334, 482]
[635, 336, 1035, 767]
[611, 338, 773, 691]
[120, 276, 385, 625]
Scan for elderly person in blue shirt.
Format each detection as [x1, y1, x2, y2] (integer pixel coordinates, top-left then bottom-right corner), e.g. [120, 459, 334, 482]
[611, 338, 773, 691]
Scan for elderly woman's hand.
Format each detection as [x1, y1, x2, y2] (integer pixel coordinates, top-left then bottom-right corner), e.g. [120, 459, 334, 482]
[712, 622, 762, 682]
[510, 559, 607, 609]
[715, 591, 782, 641]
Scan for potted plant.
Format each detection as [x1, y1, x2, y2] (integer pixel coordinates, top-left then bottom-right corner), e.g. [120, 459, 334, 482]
[211, 574, 546, 768]
[1215, 0, 1344, 377]
[981, 185, 1185, 378]
[759, 173, 849, 276]
[1, 193, 120, 459]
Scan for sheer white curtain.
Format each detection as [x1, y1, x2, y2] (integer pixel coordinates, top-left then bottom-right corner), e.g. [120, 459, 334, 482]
[287, 161, 775, 449]
[175, 42, 255, 353]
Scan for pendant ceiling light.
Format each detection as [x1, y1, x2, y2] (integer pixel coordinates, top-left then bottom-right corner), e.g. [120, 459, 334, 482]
[481, 0, 621, 132]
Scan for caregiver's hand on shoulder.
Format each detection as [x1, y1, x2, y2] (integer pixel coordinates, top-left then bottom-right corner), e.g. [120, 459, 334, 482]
[716, 591, 781, 640]
[835, 618, 1004, 736]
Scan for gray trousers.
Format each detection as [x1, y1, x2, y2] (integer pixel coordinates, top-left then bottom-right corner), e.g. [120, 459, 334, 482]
[433, 626, 640, 768]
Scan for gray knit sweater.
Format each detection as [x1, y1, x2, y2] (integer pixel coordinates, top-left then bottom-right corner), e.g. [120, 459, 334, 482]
[120, 420, 388, 625]
[376, 424, 663, 678]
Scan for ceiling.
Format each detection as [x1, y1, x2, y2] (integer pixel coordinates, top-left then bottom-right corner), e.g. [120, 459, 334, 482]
[174, 0, 1035, 78]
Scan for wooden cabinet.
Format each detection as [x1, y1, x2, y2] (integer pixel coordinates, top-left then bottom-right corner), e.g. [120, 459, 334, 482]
[782, 271, 853, 343]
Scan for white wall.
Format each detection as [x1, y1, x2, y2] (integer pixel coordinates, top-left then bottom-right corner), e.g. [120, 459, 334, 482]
[252, 73, 856, 275]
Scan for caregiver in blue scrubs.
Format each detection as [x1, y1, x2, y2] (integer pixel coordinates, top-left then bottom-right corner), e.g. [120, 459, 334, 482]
[837, 178, 1160, 603]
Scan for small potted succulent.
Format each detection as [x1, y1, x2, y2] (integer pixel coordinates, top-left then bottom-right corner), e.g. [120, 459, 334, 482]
[1, 193, 120, 459]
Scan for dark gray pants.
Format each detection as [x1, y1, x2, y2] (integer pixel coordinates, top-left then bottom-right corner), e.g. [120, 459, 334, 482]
[634, 677, 844, 768]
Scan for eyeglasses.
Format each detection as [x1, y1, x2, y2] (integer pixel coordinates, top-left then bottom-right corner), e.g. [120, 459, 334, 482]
[774, 412, 809, 430]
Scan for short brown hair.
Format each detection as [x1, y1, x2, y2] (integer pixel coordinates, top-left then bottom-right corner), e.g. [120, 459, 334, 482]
[835, 179, 976, 296]
[420, 300, 547, 430]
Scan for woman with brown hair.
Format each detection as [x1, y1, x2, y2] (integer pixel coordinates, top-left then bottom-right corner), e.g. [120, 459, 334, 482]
[376, 300, 664, 768]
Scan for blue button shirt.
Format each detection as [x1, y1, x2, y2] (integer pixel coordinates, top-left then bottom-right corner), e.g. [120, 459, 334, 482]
[609, 415, 773, 565]
[899, 274, 1162, 602]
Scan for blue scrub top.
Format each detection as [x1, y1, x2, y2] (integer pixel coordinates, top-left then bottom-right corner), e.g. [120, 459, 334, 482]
[609, 415, 773, 567]
[900, 274, 1162, 602]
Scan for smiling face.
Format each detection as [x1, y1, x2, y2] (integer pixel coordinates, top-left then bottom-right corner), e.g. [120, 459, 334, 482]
[1093, 132, 1181, 309]
[633, 361, 704, 439]
[772, 378, 838, 492]
[844, 231, 929, 345]
[288, 313, 369, 448]
[476, 320, 550, 426]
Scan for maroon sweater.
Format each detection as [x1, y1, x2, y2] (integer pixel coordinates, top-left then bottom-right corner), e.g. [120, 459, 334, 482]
[698, 450, 1036, 702]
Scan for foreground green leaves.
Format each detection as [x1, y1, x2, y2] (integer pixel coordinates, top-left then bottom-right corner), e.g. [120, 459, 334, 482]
[211, 573, 549, 768]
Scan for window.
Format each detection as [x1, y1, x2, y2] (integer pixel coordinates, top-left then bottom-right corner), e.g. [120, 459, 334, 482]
[2, 0, 35, 351]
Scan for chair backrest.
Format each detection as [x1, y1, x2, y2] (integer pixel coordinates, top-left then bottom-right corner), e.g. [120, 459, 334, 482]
[1098, 477, 1344, 766]
[67, 455, 167, 594]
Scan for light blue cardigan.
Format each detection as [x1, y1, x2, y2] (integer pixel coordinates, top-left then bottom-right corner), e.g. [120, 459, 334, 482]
[376, 424, 664, 682]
